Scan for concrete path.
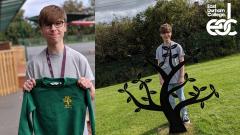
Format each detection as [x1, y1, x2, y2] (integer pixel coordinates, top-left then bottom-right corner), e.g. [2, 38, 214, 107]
[0, 92, 22, 135]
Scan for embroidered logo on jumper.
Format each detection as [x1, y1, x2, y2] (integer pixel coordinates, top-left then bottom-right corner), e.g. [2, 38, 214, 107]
[63, 96, 72, 108]
[50, 82, 62, 85]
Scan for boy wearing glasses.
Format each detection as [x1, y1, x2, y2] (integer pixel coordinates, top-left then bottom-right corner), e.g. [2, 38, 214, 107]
[155, 23, 190, 124]
[22, 5, 94, 135]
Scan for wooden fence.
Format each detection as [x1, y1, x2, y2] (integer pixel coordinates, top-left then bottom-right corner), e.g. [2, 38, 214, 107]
[0, 49, 19, 96]
[12, 46, 26, 89]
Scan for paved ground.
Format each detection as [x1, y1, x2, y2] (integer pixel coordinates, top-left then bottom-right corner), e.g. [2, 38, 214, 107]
[0, 42, 95, 134]
[0, 92, 22, 135]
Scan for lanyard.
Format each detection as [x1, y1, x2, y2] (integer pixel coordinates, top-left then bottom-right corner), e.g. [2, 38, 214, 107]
[46, 46, 66, 78]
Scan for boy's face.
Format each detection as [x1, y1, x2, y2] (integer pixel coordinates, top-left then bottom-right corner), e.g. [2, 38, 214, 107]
[160, 31, 172, 42]
[40, 19, 67, 44]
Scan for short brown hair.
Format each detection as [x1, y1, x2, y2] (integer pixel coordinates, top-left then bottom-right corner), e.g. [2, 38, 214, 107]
[160, 23, 172, 33]
[38, 5, 67, 27]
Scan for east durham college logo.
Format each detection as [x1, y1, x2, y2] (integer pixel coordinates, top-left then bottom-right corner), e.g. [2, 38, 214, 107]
[206, 3, 237, 36]
[63, 96, 72, 108]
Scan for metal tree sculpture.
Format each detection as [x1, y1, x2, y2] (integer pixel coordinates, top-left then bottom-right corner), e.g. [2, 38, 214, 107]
[118, 45, 220, 134]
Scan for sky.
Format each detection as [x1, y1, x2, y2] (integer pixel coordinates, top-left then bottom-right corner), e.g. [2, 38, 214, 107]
[95, 0, 157, 23]
[21, 0, 156, 23]
[21, 0, 90, 17]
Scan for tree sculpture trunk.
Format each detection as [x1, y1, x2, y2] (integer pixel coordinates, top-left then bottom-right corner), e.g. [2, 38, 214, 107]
[160, 83, 187, 133]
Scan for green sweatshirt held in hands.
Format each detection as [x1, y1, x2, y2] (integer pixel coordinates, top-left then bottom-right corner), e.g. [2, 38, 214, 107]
[18, 77, 95, 135]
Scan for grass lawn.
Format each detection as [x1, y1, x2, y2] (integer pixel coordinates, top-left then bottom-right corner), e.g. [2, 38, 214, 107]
[96, 54, 240, 135]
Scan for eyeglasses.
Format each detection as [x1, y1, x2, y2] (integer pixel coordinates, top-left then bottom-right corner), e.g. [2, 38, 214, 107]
[43, 21, 65, 29]
[160, 31, 171, 34]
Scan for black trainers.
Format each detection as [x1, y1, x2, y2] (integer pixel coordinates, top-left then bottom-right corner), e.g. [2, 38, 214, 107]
[182, 115, 190, 124]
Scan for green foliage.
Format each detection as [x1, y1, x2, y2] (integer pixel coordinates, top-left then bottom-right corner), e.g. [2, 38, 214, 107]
[96, 18, 135, 63]
[63, 0, 84, 13]
[5, 20, 35, 44]
[96, 0, 240, 88]
[0, 10, 37, 44]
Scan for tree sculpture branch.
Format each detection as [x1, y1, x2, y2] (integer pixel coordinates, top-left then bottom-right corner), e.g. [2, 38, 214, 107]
[169, 47, 174, 69]
[174, 84, 219, 113]
[118, 73, 163, 112]
[167, 73, 196, 97]
[167, 78, 188, 97]
[168, 60, 186, 79]
[146, 59, 168, 80]
[118, 46, 220, 134]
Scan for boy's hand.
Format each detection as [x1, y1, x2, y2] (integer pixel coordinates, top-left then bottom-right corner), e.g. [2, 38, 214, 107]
[78, 77, 95, 100]
[87, 121, 92, 135]
[178, 77, 185, 84]
[160, 78, 164, 85]
[23, 79, 36, 91]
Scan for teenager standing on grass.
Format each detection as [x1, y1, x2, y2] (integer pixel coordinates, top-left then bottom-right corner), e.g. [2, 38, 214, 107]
[22, 5, 95, 135]
[156, 23, 190, 124]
